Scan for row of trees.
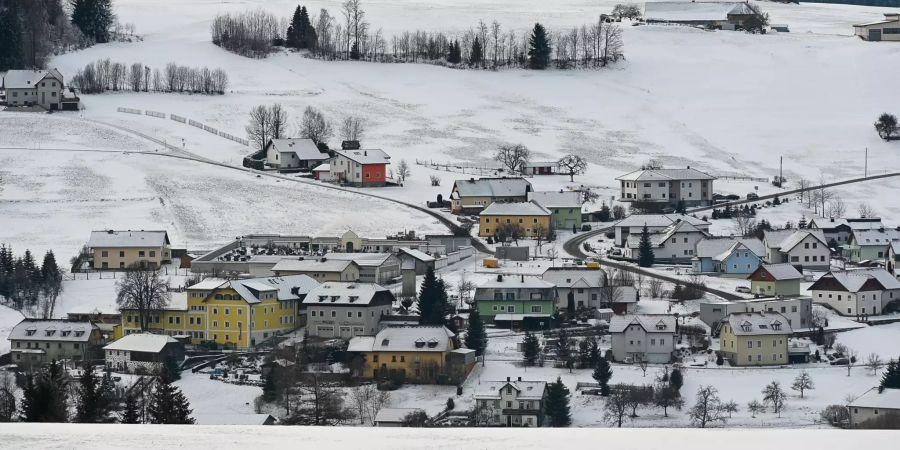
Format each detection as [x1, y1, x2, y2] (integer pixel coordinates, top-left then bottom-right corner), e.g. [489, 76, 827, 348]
[0, 245, 62, 318]
[244, 103, 366, 151]
[211, 9, 281, 58]
[71, 59, 229, 94]
[0, 0, 100, 71]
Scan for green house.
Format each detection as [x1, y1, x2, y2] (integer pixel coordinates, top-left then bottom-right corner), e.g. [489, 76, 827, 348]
[474, 274, 557, 330]
[747, 263, 802, 297]
[528, 190, 583, 230]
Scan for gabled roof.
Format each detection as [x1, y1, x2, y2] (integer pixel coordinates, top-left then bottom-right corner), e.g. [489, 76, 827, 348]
[848, 387, 900, 410]
[851, 229, 900, 247]
[527, 190, 582, 209]
[616, 167, 716, 181]
[188, 275, 319, 304]
[474, 379, 547, 400]
[302, 281, 393, 306]
[398, 247, 435, 263]
[8, 319, 96, 343]
[808, 217, 883, 232]
[348, 326, 454, 353]
[695, 237, 765, 259]
[104, 333, 178, 353]
[764, 229, 827, 251]
[451, 177, 531, 199]
[266, 138, 329, 161]
[625, 220, 709, 249]
[809, 268, 900, 293]
[480, 201, 551, 217]
[335, 149, 390, 165]
[88, 230, 170, 248]
[749, 263, 802, 281]
[614, 214, 709, 229]
[271, 258, 357, 273]
[644, 2, 755, 23]
[724, 311, 792, 336]
[2, 69, 63, 89]
[609, 314, 676, 334]
[541, 267, 605, 289]
[476, 275, 555, 290]
[322, 252, 396, 267]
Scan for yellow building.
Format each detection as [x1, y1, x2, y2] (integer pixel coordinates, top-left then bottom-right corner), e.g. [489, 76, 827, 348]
[88, 230, 172, 270]
[348, 326, 474, 384]
[478, 201, 552, 238]
[719, 312, 792, 366]
[119, 275, 319, 349]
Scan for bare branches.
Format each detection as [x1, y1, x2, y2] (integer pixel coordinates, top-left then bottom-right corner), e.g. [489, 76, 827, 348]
[298, 106, 332, 145]
[340, 116, 365, 142]
[115, 267, 171, 331]
[557, 154, 588, 182]
[495, 144, 530, 174]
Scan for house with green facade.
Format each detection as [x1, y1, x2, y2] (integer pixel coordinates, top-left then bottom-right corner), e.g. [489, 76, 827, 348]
[474, 274, 557, 330]
[527, 190, 583, 230]
[747, 263, 802, 297]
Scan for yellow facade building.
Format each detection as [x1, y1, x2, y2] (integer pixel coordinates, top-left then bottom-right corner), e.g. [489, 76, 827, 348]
[719, 311, 792, 366]
[119, 275, 319, 349]
[88, 230, 172, 270]
[348, 326, 474, 384]
[478, 201, 552, 238]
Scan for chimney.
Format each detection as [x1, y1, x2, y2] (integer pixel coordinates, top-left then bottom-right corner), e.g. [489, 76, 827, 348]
[497, 274, 503, 282]
[364, 150, 368, 156]
[517, 376, 522, 382]
[507, 376, 511, 382]
[521, 274, 525, 283]
[830, 217, 835, 223]
[687, 165, 690, 169]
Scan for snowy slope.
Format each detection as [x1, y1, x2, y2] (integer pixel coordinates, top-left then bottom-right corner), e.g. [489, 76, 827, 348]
[0, 304, 25, 354]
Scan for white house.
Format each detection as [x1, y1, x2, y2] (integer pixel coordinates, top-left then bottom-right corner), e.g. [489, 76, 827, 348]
[264, 138, 330, 171]
[624, 220, 709, 262]
[329, 149, 391, 187]
[2, 69, 67, 110]
[849, 387, 900, 428]
[302, 282, 396, 338]
[763, 229, 830, 270]
[612, 214, 710, 247]
[807, 217, 883, 248]
[616, 167, 715, 207]
[473, 377, 548, 427]
[541, 267, 605, 311]
[104, 333, 183, 374]
[808, 268, 900, 317]
[609, 314, 677, 364]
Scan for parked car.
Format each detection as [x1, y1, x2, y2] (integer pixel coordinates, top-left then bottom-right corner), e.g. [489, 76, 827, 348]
[830, 358, 850, 366]
[735, 286, 751, 294]
[581, 224, 592, 231]
[746, 193, 759, 200]
[725, 194, 740, 201]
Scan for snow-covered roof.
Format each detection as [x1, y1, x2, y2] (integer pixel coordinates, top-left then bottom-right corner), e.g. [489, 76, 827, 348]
[323, 252, 396, 267]
[808, 217, 884, 231]
[335, 149, 390, 165]
[398, 247, 435, 263]
[104, 333, 178, 353]
[614, 214, 709, 229]
[374, 408, 425, 423]
[451, 177, 531, 199]
[852, 229, 900, 247]
[481, 201, 551, 216]
[625, 220, 709, 249]
[187, 275, 319, 304]
[349, 326, 454, 353]
[312, 163, 330, 172]
[2, 69, 63, 89]
[267, 138, 329, 161]
[8, 319, 96, 342]
[853, 14, 900, 28]
[753, 263, 802, 281]
[616, 167, 716, 181]
[643, 2, 754, 23]
[475, 379, 547, 400]
[541, 267, 605, 288]
[695, 237, 765, 259]
[302, 281, 392, 306]
[193, 414, 276, 425]
[609, 314, 676, 334]
[271, 258, 356, 273]
[812, 268, 900, 293]
[527, 190, 582, 209]
[88, 230, 169, 248]
[763, 229, 826, 251]
[849, 387, 900, 410]
[477, 274, 555, 290]
[725, 312, 792, 336]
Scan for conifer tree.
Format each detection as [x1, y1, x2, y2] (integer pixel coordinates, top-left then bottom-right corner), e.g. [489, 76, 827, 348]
[298, 6, 314, 49]
[637, 225, 655, 267]
[120, 392, 142, 424]
[880, 358, 900, 392]
[592, 356, 613, 396]
[76, 367, 101, 423]
[527, 23, 551, 70]
[669, 368, 684, 393]
[148, 372, 194, 424]
[163, 355, 182, 381]
[70, 0, 115, 43]
[417, 267, 450, 326]
[0, 7, 23, 71]
[287, 5, 302, 48]
[544, 377, 572, 427]
[21, 361, 68, 422]
[469, 37, 483, 66]
[522, 331, 540, 366]
[464, 308, 487, 356]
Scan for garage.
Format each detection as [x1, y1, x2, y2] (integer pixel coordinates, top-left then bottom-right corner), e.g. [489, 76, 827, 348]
[854, 13, 900, 41]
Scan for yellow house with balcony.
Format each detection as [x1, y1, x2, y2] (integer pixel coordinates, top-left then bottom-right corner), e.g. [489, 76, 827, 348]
[348, 326, 471, 384]
[119, 275, 319, 349]
[479, 201, 552, 238]
[719, 311, 792, 366]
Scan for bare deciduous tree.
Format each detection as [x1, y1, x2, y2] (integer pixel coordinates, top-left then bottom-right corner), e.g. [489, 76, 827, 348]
[115, 266, 171, 331]
[865, 353, 882, 375]
[340, 116, 365, 142]
[762, 381, 787, 417]
[858, 202, 877, 219]
[648, 279, 664, 298]
[494, 144, 530, 174]
[689, 385, 728, 428]
[557, 154, 587, 182]
[731, 212, 757, 237]
[826, 196, 846, 219]
[298, 106, 333, 145]
[396, 159, 411, 184]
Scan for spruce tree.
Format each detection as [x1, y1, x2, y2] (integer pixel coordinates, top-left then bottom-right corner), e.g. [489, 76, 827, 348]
[298, 6, 312, 49]
[669, 368, 684, 393]
[287, 6, 302, 48]
[70, 0, 115, 43]
[447, 40, 461, 63]
[527, 23, 551, 70]
[76, 367, 101, 423]
[21, 361, 68, 422]
[464, 308, 487, 356]
[544, 377, 572, 427]
[163, 355, 182, 381]
[592, 356, 613, 396]
[880, 358, 900, 392]
[148, 372, 194, 424]
[0, 7, 24, 71]
[637, 225, 655, 267]
[522, 331, 540, 366]
[469, 37, 483, 66]
[120, 393, 142, 424]
[417, 267, 450, 326]
[262, 370, 278, 402]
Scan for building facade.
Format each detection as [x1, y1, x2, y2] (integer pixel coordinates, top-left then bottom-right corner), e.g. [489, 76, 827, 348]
[474, 275, 556, 329]
[7, 319, 102, 370]
[700, 296, 812, 331]
[271, 258, 361, 281]
[263, 138, 329, 171]
[303, 282, 395, 338]
[347, 326, 470, 384]
[719, 312, 791, 366]
[104, 333, 184, 373]
[474, 378, 548, 427]
[763, 229, 830, 270]
[527, 190, 583, 230]
[612, 214, 710, 247]
[854, 13, 900, 41]
[478, 201, 552, 238]
[2, 69, 65, 109]
[609, 314, 677, 364]
[616, 167, 715, 207]
[808, 268, 900, 317]
[330, 149, 391, 187]
[747, 264, 802, 297]
[692, 238, 765, 275]
[88, 230, 172, 270]
[449, 177, 532, 214]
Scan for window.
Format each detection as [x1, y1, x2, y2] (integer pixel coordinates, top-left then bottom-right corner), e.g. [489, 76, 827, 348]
[139, 251, 145, 257]
[101, 250, 108, 257]
[119, 251, 125, 257]
[531, 305, 542, 313]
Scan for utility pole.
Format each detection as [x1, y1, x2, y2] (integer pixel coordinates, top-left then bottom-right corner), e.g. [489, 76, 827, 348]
[779, 156, 783, 186]
[865, 147, 868, 177]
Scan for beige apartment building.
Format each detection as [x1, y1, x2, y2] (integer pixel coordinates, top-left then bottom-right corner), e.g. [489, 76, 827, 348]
[88, 230, 171, 270]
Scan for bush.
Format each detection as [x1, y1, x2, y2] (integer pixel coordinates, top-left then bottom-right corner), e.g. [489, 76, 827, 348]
[821, 405, 849, 427]
[716, 353, 724, 366]
[446, 397, 455, 411]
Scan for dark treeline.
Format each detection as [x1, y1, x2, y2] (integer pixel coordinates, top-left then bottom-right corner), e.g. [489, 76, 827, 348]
[71, 59, 229, 94]
[0, 245, 63, 319]
[211, 0, 624, 70]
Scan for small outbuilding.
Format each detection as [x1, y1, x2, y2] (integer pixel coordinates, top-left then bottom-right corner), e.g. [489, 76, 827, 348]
[854, 14, 900, 42]
[104, 333, 184, 374]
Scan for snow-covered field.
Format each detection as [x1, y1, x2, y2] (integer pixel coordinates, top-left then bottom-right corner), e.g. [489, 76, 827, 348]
[0, 304, 25, 354]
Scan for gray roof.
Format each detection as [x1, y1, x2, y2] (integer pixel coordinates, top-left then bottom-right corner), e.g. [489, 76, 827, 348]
[323, 252, 397, 267]
[349, 326, 454, 353]
[474, 380, 547, 400]
[695, 237, 765, 259]
[764, 229, 826, 251]
[614, 214, 709, 229]
[104, 333, 177, 353]
[541, 268, 605, 289]
[481, 201, 551, 216]
[452, 177, 531, 199]
[815, 268, 900, 292]
[625, 220, 708, 249]
[3, 69, 63, 89]
[609, 314, 676, 334]
[271, 258, 356, 273]
[188, 275, 319, 304]
[302, 281, 391, 306]
[852, 229, 900, 247]
[267, 138, 329, 161]
[725, 312, 792, 336]
[88, 230, 169, 248]
[808, 217, 883, 231]
[335, 149, 390, 165]
[755, 263, 803, 281]
[477, 275, 555, 290]
[616, 167, 716, 181]
[644, 2, 755, 22]
[8, 319, 96, 342]
[527, 190, 582, 209]
[849, 387, 900, 410]
[398, 247, 435, 263]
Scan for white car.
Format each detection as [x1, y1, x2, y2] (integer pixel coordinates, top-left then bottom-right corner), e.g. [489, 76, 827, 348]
[735, 286, 751, 294]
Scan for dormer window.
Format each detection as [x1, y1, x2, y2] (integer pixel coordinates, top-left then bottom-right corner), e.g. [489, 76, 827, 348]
[319, 295, 327, 302]
[771, 321, 782, 331]
[330, 296, 339, 302]
[45, 329, 56, 337]
[381, 339, 390, 347]
[25, 328, 36, 336]
[75, 331, 84, 337]
[415, 338, 426, 348]
[655, 321, 667, 330]
[427, 338, 439, 348]
[349, 296, 358, 303]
